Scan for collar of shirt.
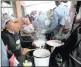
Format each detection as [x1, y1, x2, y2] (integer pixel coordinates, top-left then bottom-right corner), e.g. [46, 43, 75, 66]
[58, 4, 64, 7]
[7, 29, 15, 34]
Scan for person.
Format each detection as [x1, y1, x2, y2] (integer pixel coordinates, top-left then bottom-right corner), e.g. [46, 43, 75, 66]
[49, 1, 81, 67]
[47, 9, 54, 24]
[54, 10, 72, 40]
[45, 1, 68, 40]
[34, 11, 49, 34]
[1, 39, 9, 66]
[1, 14, 28, 57]
[21, 16, 35, 36]
[29, 11, 37, 24]
[75, 1, 81, 23]
[74, 2, 81, 66]
[21, 16, 36, 40]
[20, 16, 37, 49]
[59, 14, 71, 33]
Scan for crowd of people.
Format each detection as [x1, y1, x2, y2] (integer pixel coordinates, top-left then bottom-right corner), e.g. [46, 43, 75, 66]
[1, 1, 81, 67]
[19, 1, 71, 40]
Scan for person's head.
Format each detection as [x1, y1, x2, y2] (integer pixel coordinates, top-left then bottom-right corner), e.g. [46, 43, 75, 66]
[55, 1, 61, 6]
[31, 11, 34, 16]
[61, 1, 68, 3]
[39, 11, 43, 15]
[25, 14, 29, 18]
[2, 14, 21, 32]
[76, 1, 81, 14]
[33, 11, 37, 16]
[3, 13, 8, 17]
[50, 9, 53, 12]
[22, 17, 31, 25]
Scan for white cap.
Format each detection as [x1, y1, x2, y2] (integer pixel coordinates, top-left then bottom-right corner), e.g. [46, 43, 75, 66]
[1, 14, 16, 29]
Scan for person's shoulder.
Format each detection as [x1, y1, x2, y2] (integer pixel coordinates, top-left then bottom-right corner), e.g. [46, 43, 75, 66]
[53, 7, 56, 10]
[1, 30, 8, 35]
[54, 6, 62, 12]
[1, 30, 9, 41]
[1, 30, 13, 38]
[56, 5, 65, 9]
[53, 6, 57, 11]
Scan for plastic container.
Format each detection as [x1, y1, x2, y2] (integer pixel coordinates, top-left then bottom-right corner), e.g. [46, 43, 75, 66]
[33, 49, 50, 66]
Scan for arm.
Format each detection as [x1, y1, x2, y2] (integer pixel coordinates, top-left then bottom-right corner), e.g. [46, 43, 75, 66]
[46, 10, 59, 34]
[1, 34, 10, 46]
[23, 25, 35, 34]
[58, 25, 65, 34]
[23, 30, 35, 34]
[75, 18, 81, 23]
[58, 16, 65, 34]
[23, 30, 32, 34]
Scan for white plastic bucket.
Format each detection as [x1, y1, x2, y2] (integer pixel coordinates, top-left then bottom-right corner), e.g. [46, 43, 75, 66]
[33, 49, 50, 66]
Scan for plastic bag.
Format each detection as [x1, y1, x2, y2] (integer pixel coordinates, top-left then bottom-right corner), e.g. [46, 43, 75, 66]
[6, 45, 19, 67]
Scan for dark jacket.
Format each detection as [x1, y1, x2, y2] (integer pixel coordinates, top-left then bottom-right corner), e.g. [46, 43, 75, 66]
[1, 29, 21, 57]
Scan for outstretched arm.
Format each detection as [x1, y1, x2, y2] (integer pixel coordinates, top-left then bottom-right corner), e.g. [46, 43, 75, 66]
[46, 11, 59, 34]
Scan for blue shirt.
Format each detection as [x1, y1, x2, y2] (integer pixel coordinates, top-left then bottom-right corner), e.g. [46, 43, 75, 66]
[1, 39, 9, 66]
[33, 13, 47, 30]
[46, 5, 68, 35]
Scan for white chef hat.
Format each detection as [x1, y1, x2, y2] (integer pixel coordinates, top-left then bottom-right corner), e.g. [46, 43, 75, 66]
[1, 14, 16, 29]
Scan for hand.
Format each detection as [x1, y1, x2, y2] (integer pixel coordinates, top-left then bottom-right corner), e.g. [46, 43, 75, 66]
[23, 30, 31, 34]
[32, 41, 36, 47]
[26, 30, 35, 34]
[31, 30, 36, 34]
[61, 38, 66, 43]
[21, 48, 31, 56]
[32, 30, 36, 33]
[52, 36, 58, 40]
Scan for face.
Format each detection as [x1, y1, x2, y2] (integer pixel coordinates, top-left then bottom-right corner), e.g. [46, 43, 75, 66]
[22, 18, 31, 25]
[5, 19, 22, 32]
[13, 18, 22, 32]
[5, 20, 15, 30]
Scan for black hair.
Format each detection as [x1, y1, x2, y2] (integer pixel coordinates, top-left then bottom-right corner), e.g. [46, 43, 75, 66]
[76, 1, 81, 14]
[24, 14, 30, 18]
[5, 20, 10, 25]
[3, 13, 8, 16]
[61, 1, 68, 3]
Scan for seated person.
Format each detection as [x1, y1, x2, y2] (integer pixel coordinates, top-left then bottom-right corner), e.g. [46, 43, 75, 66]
[1, 14, 29, 57]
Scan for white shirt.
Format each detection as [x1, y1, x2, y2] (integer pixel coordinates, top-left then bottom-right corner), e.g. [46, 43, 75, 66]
[46, 4, 68, 34]
[23, 24, 34, 32]
[60, 14, 72, 30]
[7, 29, 15, 34]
